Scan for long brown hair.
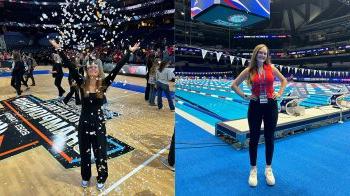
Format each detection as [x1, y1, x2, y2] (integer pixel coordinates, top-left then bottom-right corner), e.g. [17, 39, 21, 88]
[81, 61, 106, 99]
[158, 61, 167, 72]
[13, 51, 21, 62]
[150, 59, 160, 76]
[246, 44, 271, 86]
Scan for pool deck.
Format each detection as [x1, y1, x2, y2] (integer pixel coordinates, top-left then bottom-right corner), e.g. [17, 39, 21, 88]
[216, 105, 350, 148]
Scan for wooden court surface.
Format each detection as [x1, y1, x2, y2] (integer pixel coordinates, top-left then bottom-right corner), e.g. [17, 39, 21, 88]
[0, 66, 175, 195]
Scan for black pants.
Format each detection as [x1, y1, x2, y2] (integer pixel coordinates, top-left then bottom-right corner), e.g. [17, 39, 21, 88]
[63, 86, 81, 104]
[248, 99, 278, 166]
[145, 82, 150, 101]
[25, 70, 35, 85]
[21, 74, 28, 87]
[78, 121, 108, 184]
[63, 78, 81, 105]
[168, 132, 175, 166]
[54, 75, 65, 96]
[79, 67, 84, 77]
[11, 75, 21, 95]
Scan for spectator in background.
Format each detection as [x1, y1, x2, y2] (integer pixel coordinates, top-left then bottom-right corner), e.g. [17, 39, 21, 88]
[148, 58, 160, 106]
[156, 61, 175, 111]
[144, 54, 155, 101]
[11, 51, 24, 96]
[51, 53, 65, 98]
[25, 53, 36, 86]
[20, 53, 29, 89]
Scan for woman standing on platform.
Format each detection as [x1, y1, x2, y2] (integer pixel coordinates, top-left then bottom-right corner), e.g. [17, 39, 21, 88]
[231, 44, 287, 187]
[49, 39, 140, 191]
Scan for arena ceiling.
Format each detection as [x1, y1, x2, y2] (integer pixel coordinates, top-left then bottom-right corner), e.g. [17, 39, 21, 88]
[175, 0, 350, 48]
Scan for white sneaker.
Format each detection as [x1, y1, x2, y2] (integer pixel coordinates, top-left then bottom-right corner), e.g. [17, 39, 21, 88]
[248, 168, 258, 187]
[81, 180, 89, 188]
[96, 183, 105, 191]
[265, 167, 275, 186]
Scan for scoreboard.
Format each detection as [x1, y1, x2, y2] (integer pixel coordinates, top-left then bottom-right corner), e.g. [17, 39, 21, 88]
[191, 0, 270, 28]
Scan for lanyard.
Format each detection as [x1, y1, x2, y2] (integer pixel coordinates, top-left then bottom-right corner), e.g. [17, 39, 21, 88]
[258, 67, 267, 96]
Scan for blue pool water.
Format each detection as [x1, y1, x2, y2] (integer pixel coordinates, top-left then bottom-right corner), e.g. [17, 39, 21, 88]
[176, 79, 347, 126]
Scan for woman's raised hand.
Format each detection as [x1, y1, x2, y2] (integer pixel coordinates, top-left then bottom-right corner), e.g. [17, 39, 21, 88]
[49, 40, 61, 50]
[129, 42, 141, 53]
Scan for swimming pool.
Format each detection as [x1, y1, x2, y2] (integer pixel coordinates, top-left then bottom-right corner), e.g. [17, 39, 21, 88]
[176, 78, 348, 127]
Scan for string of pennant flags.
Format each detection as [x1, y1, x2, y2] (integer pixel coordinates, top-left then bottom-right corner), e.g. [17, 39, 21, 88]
[200, 48, 249, 65]
[198, 47, 349, 78]
[176, 47, 350, 78]
[175, 71, 234, 75]
[274, 65, 350, 78]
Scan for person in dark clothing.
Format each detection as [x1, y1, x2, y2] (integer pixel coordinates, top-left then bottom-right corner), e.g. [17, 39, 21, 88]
[63, 57, 81, 105]
[50, 40, 140, 191]
[144, 54, 154, 101]
[160, 130, 175, 171]
[25, 54, 36, 86]
[168, 132, 175, 167]
[20, 55, 29, 89]
[63, 72, 81, 105]
[10, 51, 23, 96]
[52, 53, 65, 98]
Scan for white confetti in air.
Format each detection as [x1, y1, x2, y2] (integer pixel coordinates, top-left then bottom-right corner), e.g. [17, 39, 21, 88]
[42, 13, 48, 19]
[40, 0, 132, 50]
[52, 133, 65, 153]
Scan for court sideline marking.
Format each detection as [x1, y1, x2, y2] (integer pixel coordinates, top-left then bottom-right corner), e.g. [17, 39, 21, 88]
[176, 108, 215, 135]
[99, 145, 170, 195]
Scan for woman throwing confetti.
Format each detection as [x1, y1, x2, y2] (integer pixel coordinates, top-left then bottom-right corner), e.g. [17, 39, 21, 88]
[49, 39, 140, 191]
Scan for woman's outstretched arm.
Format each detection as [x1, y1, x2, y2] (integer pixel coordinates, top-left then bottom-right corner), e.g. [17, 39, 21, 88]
[49, 40, 84, 86]
[104, 42, 140, 87]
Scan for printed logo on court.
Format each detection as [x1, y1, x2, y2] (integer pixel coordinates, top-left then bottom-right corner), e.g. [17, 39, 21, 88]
[0, 95, 134, 169]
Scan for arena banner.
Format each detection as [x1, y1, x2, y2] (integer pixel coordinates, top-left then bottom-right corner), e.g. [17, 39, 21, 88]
[0, 95, 133, 169]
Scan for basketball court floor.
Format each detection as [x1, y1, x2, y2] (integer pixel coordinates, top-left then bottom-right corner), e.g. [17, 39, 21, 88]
[0, 66, 174, 195]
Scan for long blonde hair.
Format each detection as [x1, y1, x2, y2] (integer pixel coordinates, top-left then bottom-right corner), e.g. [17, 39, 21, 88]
[246, 44, 271, 86]
[81, 61, 106, 99]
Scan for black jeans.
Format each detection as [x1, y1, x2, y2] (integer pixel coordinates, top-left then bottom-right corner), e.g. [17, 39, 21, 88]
[78, 121, 108, 184]
[145, 82, 150, 101]
[156, 81, 175, 110]
[63, 86, 81, 104]
[25, 70, 35, 85]
[248, 98, 278, 166]
[21, 73, 28, 87]
[54, 75, 65, 96]
[63, 78, 81, 105]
